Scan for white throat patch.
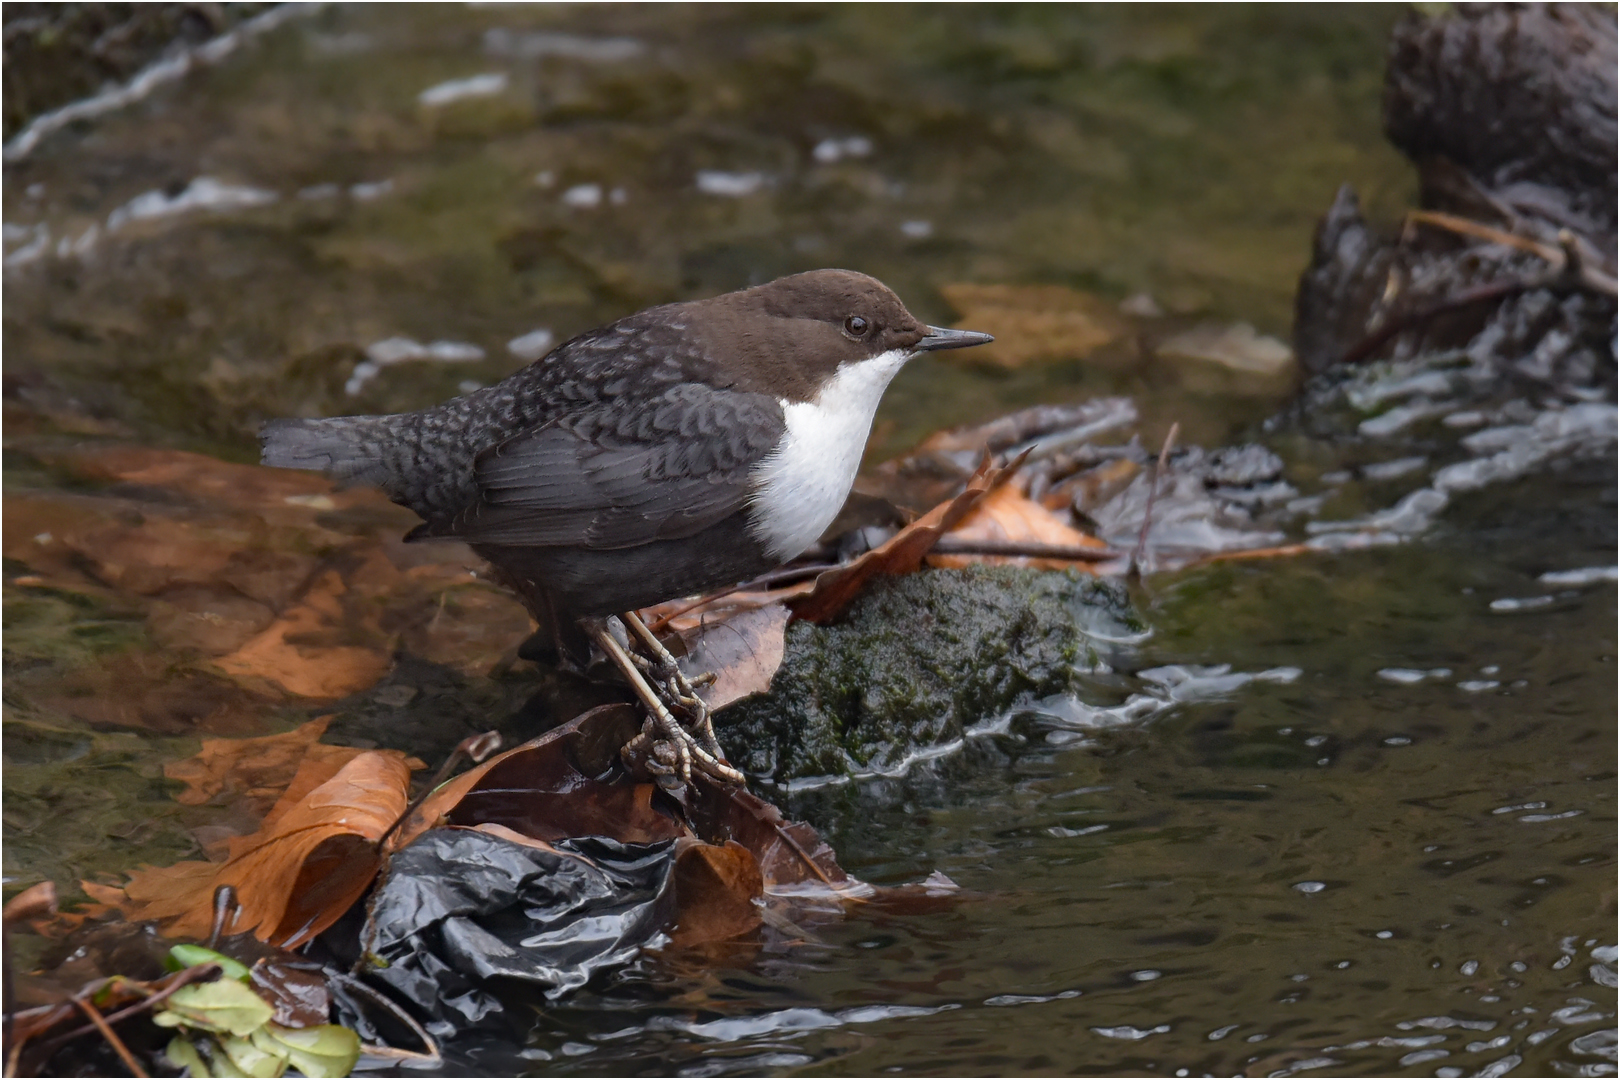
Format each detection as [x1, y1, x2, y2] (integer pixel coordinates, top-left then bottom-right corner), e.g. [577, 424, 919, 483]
[748, 348, 910, 561]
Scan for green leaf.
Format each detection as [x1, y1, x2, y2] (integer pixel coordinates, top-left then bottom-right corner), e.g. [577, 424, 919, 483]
[203, 1038, 251, 1078]
[166, 1036, 213, 1078]
[159, 980, 275, 1037]
[219, 1033, 288, 1078]
[167, 944, 254, 983]
[251, 1023, 361, 1079]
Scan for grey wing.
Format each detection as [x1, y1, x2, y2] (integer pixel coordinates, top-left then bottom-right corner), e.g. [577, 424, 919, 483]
[428, 384, 785, 549]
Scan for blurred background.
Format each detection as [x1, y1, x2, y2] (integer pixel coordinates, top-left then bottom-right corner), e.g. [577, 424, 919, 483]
[4, 3, 1414, 459]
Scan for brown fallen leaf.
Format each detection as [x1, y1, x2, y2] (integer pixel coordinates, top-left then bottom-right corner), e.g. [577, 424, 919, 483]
[938, 283, 1127, 368]
[166, 716, 353, 811]
[926, 483, 1109, 572]
[146, 585, 278, 656]
[210, 570, 392, 698]
[789, 454, 1024, 624]
[675, 603, 791, 711]
[33, 651, 269, 737]
[668, 839, 764, 946]
[389, 704, 685, 852]
[104, 750, 415, 946]
[689, 786, 854, 894]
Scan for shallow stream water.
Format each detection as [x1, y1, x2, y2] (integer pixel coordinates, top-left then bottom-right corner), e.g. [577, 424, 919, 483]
[3, 6, 1614, 1076]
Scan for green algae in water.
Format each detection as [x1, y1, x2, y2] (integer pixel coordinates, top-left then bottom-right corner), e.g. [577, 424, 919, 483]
[719, 566, 1142, 783]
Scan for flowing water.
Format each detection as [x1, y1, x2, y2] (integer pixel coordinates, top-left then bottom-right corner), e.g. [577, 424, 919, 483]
[3, 5, 1614, 1077]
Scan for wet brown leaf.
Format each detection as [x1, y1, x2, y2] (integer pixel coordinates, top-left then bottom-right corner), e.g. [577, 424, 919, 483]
[939, 283, 1127, 368]
[790, 454, 1022, 624]
[162, 716, 393, 839]
[210, 571, 392, 698]
[668, 839, 763, 946]
[106, 751, 415, 946]
[675, 603, 790, 710]
[926, 483, 1109, 571]
[146, 585, 277, 655]
[35, 652, 268, 737]
[389, 704, 685, 851]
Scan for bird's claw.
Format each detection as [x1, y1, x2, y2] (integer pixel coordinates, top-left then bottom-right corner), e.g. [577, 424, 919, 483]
[608, 613, 742, 787]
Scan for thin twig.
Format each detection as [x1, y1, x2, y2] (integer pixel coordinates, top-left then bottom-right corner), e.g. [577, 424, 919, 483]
[379, 730, 504, 852]
[928, 539, 1120, 562]
[1337, 277, 1536, 367]
[328, 973, 440, 1066]
[1130, 423, 1180, 577]
[34, 965, 222, 1057]
[1406, 209, 1559, 260]
[71, 996, 147, 1078]
[645, 564, 836, 632]
[766, 819, 833, 886]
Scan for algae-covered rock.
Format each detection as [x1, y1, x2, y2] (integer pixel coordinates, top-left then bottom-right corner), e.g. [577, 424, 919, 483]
[717, 566, 1142, 784]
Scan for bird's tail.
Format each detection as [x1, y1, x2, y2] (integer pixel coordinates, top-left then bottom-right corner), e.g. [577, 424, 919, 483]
[259, 415, 397, 489]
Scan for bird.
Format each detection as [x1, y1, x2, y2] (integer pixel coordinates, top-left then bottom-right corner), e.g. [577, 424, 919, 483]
[260, 269, 992, 782]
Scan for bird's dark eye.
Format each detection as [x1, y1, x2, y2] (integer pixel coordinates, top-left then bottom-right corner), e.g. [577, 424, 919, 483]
[843, 315, 869, 337]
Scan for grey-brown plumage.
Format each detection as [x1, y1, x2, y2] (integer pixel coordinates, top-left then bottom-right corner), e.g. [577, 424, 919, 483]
[261, 269, 990, 662]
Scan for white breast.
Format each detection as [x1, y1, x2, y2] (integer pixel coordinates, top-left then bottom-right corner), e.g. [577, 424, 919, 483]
[747, 349, 910, 561]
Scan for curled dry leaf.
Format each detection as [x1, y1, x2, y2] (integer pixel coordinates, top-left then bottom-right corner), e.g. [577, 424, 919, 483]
[101, 751, 416, 947]
[790, 453, 1024, 624]
[926, 483, 1110, 572]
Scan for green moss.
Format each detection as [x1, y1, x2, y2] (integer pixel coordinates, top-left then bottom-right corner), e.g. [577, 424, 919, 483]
[718, 566, 1141, 782]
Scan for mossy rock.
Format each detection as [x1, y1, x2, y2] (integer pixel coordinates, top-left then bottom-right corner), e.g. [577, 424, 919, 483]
[717, 565, 1142, 783]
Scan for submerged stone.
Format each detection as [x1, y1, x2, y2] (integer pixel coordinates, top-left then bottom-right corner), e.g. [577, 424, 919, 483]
[717, 566, 1142, 784]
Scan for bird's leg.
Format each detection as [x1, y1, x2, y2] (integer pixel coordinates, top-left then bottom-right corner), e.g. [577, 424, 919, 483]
[587, 619, 742, 787]
[619, 611, 725, 761]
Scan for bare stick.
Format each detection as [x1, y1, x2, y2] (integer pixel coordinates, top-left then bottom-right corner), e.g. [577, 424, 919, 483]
[1130, 423, 1180, 577]
[645, 563, 836, 632]
[72, 996, 147, 1078]
[328, 973, 440, 1066]
[34, 965, 222, 1057]
[928, 540, 1120, 562]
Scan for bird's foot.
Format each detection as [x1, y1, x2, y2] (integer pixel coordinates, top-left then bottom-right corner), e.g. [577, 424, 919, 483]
[590, 614, 743, 788]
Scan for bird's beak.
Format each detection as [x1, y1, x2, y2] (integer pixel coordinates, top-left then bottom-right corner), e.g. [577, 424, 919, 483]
[914, 325, 994, 352]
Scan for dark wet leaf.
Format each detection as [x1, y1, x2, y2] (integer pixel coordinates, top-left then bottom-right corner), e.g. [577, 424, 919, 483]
[676, 603, 790, 710]
[668, 838, 764, 946]
[249, 960, 332, 1029]
[390, 704, 683, 849]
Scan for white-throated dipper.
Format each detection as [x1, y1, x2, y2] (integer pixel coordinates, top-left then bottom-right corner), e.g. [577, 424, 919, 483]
[261, 269, 992, 782]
